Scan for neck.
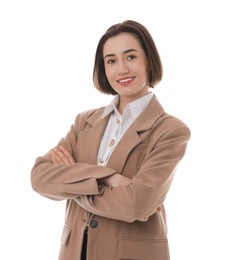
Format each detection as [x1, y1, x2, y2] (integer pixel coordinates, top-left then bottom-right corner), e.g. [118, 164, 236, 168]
[117, 101, 127, 115]
[117, 91, 149, 115]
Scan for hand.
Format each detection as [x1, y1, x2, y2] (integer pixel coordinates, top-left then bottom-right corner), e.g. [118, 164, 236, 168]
[50, 146, 75, 165]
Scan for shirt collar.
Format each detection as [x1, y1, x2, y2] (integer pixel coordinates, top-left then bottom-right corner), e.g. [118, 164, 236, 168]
[102, 95, 120, 118]
[102, 92, 153, 119]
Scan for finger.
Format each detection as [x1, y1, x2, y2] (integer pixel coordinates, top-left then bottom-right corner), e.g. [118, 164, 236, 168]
[59, 146, 75, 164]
[50, 150, 65, 165]
[52, 147, 73, 165]
[51, 155, 61, 165]
[50, 151, 57, 164]
[51, 148, 68, 164]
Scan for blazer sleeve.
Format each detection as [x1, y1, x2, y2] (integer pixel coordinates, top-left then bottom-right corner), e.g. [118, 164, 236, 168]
[74, 124, 191, 223]
[31, 157, 117, 200]
[30, 111, 116, 200]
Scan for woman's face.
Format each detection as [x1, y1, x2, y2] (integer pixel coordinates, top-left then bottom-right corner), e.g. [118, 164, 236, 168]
[103, 33, 149, 102]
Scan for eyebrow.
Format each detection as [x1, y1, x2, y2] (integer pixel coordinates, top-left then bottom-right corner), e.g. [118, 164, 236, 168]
[104, 48, 138, 59]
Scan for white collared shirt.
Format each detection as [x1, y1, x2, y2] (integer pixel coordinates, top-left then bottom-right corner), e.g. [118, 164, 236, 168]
[97, 92, 153, 166]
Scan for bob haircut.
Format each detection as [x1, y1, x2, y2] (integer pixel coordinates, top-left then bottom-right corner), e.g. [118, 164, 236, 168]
[93, 20, 163, 95]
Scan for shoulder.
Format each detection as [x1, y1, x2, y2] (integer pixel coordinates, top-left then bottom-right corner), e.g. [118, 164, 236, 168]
[73, 107, 106, 129]
[76, 107, 105, 120]
[149, 95, 191, 136]
[161, 112, 190, 130]
[155, 112, 191, 142]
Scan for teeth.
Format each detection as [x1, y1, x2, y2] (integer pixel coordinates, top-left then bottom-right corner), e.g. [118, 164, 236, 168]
[119, 78, 132, 83]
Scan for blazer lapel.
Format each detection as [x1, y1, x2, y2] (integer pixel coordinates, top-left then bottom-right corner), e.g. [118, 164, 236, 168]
[77, 110, 110, 164]
[106, 124, 142, 172]
[107, 95, 165, 173]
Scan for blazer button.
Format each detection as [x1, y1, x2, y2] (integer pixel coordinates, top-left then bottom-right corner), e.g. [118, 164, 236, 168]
[90, 219, 98, 229]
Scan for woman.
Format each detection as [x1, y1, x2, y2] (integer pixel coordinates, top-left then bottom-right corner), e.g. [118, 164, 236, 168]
[31, 20, 191, 260]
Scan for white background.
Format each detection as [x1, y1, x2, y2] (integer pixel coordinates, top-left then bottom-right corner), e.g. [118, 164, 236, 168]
[0, 0, 240, 259]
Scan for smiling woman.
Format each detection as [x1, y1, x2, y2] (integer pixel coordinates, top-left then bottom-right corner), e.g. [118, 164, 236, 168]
[31, 20, 191, 260]
[103, 33, 150, 113]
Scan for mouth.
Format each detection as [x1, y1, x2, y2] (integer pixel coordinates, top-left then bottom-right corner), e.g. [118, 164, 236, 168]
[117, 77, 135, 86]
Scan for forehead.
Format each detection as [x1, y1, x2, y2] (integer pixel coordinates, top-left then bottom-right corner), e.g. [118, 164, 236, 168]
[103, 32, 143, 55]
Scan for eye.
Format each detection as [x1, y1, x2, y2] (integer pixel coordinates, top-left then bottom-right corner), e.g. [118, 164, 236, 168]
[106, 59, 116, 65]
[127, 55, 137, 60]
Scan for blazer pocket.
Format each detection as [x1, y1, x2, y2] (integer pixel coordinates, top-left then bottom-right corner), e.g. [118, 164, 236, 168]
[61, 224, 71, 246]
[118, 237, 170, 260]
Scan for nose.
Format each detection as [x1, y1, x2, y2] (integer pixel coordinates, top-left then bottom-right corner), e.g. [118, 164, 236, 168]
[118, 60, 129, 75]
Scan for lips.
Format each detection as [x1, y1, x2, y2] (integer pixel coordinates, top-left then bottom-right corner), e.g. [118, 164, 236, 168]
[117, 77, 135, 86]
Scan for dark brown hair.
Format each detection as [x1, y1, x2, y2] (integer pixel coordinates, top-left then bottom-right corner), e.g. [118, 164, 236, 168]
[93, 20, 163, 95]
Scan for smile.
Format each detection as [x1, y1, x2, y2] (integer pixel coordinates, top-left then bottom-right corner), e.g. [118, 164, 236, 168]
[117, 77, 135, 84]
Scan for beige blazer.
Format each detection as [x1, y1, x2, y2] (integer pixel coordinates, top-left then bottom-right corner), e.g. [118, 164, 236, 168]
[31, 95, 191, 260]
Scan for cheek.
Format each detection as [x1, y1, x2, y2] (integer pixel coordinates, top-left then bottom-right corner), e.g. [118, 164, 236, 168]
[105, 67, 115, 81]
